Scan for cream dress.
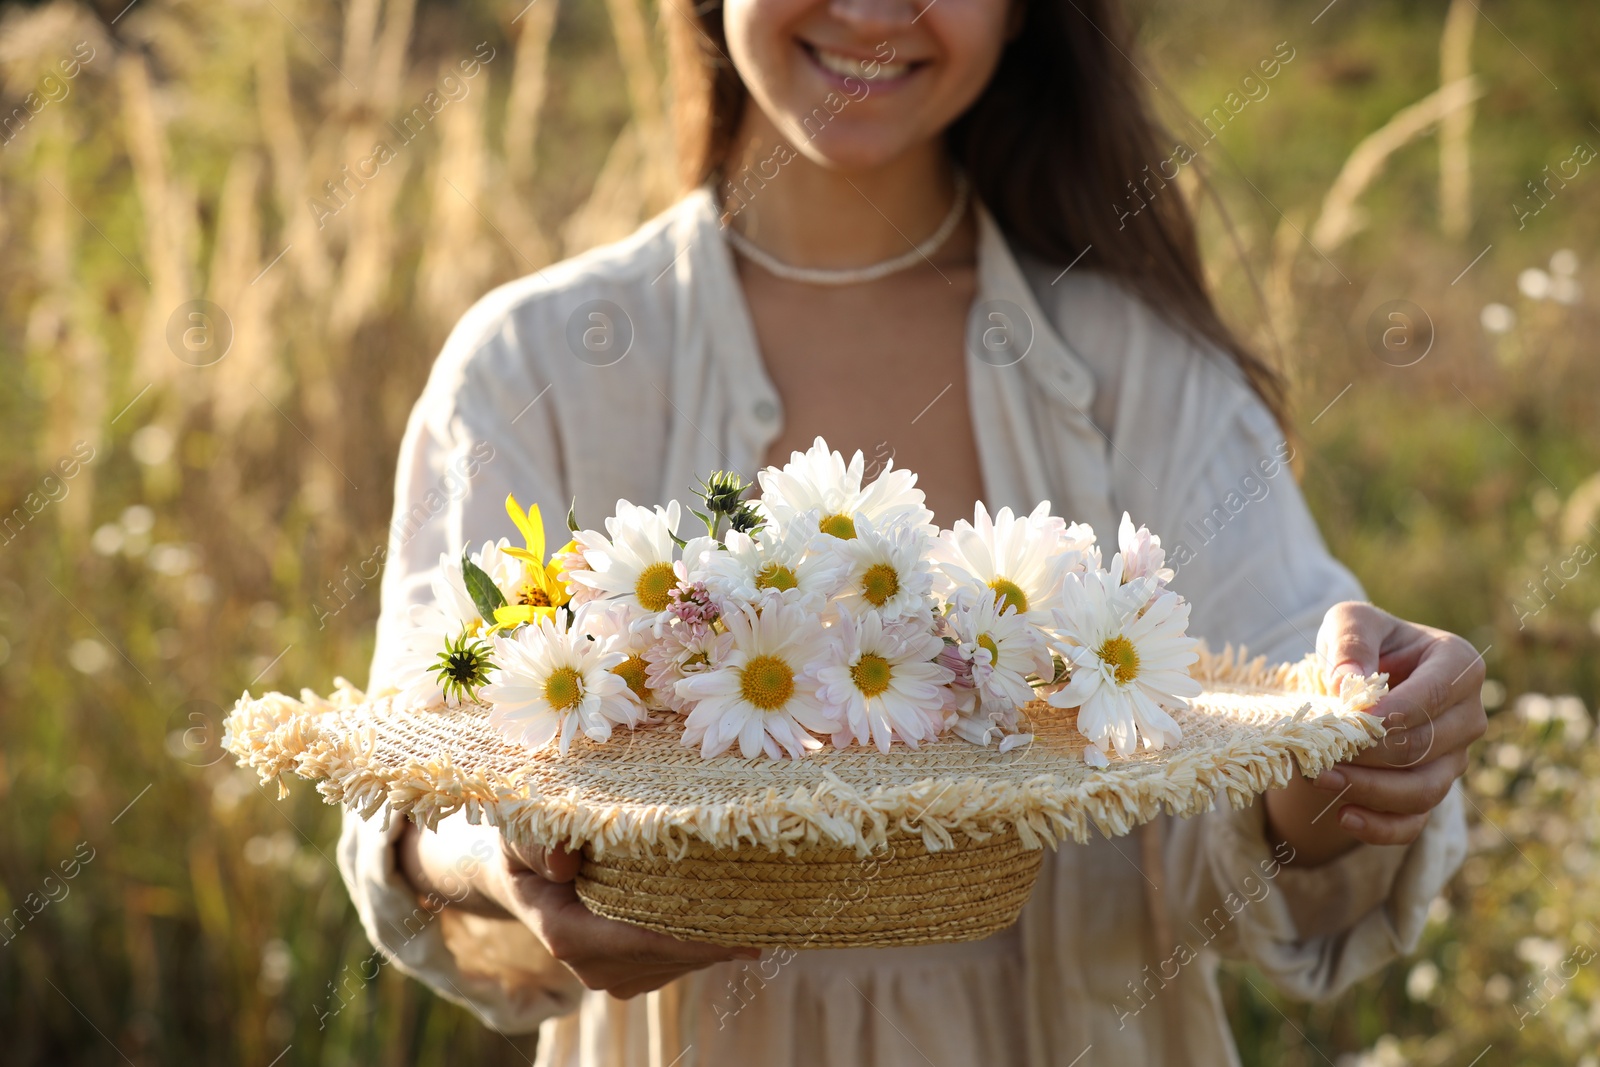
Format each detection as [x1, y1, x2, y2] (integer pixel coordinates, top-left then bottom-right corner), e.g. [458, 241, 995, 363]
[338, 190, 1468, 1066]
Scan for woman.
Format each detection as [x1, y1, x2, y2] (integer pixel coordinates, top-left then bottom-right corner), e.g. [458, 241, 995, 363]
[340, 0, 1482, 1062]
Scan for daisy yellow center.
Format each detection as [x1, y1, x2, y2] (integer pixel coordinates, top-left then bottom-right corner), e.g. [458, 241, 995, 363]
[739, 654, 795, 711]
[756, 562, 799, 591]
[860, 563, 900, 607]
[612, 654, 651, 701]
[989, 577, 1029, 616]
[543, 666, 584, 711]
[635, 561, 677, 612]
[518, 581, 553, 607]
[684, 651, 710, 669]
[976, 633, 999, 661]
[1097, 635, 1141, 685]
[850, 653, 893, 697]
[819, 513, 858, 540]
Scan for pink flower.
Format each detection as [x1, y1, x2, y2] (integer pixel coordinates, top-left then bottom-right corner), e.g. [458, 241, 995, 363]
[1116, 512, 1174, 587]
[936, 640, 974, 689]
[665, 580, 720, 628]
[643, 622, 730, 713]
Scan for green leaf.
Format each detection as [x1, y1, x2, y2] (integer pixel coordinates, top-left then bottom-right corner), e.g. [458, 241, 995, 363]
[460, 552, 507, 620]
[566, 498, 580, 533]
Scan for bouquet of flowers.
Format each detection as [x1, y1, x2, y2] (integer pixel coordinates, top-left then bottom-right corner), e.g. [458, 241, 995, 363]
[391, 437, 1202, 768]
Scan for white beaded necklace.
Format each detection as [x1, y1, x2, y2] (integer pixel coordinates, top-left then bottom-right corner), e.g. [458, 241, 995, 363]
[724, 172, 971, 286]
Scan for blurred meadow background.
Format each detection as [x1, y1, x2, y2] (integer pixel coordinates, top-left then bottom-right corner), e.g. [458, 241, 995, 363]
[0, 0, 1596, 1063]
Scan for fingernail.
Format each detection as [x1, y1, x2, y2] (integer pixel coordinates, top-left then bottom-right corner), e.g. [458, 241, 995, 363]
[1339, 808, 1365, 832]
[1313, 769, 1345, 790]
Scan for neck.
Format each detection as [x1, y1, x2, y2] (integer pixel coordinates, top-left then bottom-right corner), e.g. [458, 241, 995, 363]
[718, 113, 961, 271]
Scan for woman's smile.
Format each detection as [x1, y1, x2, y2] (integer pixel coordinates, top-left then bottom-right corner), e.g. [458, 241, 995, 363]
[798, 40, 922, 90]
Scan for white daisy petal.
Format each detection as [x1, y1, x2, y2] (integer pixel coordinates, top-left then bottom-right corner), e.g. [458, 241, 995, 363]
[678, 602, 840, 760]
[569, 500, 684, 615]
[756, 437, 934, 537]
[481, 617, 643, 755]
[1045, 562, 1200, 758]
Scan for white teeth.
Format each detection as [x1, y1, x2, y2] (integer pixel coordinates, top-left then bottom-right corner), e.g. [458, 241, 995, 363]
[811, 47, 911, 81]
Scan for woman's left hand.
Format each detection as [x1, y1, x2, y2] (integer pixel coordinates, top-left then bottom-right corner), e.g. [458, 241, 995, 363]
[1265, 602, 1487, 863]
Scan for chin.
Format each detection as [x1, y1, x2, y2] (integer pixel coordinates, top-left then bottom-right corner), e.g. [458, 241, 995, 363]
[784, 124, 927, 174]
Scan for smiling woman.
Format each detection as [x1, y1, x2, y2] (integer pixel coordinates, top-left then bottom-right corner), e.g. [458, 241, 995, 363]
[348, 0, 1481, 1064]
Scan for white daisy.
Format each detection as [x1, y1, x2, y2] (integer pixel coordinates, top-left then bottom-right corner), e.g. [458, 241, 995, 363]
[480, 617, 642, 754]
[703, 514, 846, 612]
[676, 603, 838, 759]
[1117, 513, 1174, 586]
[756, 436, 933, 540]
[815, 612, 952, 753]
[945, 593, 1054, 712]
[1044, 518, 1101, 575]
[831, 517, 936, 623]
[567, 499, 684, 614]
[1047, 570, 1201, 757]
[933, 501, 1077, 627]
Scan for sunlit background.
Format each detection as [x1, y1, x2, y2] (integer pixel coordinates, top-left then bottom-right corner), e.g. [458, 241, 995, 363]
[0, 0, 1596, 1063]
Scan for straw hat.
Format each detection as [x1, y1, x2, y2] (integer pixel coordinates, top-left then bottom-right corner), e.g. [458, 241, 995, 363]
[226, 644, 1385, 949]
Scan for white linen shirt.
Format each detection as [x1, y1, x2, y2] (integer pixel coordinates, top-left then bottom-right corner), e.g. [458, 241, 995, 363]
[338, 189, 1468, 1067]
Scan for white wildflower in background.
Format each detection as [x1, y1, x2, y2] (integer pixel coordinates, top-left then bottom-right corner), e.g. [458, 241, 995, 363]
[815, 612, 951, 752]
[568, 499, 684, 613]
[481, 617, 641, 754]
[757, 436, 933, 539]
[677, 603, 838, 759]
[1405, 959, 1439, 1002]
[1519, 267, 1552, 300]
[1048, 571, 1200, 757]
[1479, 303, 1516, 335]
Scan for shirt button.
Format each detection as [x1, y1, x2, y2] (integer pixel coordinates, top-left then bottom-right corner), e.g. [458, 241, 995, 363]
[753, 399, 779, 423]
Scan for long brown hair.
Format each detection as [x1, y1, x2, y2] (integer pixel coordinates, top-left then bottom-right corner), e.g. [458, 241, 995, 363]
[666, 0, 1287, 427]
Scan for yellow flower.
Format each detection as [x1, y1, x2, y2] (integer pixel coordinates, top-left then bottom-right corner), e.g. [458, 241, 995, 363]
[494, 494, 572, 629]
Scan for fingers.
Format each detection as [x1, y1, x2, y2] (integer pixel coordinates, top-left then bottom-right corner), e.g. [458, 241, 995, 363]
[549, 892, 756, 969]
[1371, 632, 1486, 732]
[501, 836, 582, 883]
[504, 870, 753, 991]
[492, 831, 756, 997]
[1312, 747, 1466, 815]
[1336, 806, 1431, 847]
[1316, 601, 1397, 681]
[1350, 696, 1479, 769]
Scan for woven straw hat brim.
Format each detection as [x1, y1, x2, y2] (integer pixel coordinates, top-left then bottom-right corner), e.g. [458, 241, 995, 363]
[225, 644, 1386, 858]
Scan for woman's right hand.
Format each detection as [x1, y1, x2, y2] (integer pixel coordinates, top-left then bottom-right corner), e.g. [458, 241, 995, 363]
[399, 819, 756, 999]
